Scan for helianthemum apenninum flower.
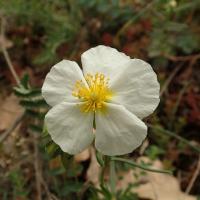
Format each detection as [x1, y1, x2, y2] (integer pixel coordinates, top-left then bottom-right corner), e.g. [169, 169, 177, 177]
[42, 45, 160, 156]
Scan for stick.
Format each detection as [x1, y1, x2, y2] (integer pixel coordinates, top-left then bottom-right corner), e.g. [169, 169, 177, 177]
[162, 53, 200, 62]
[33, 136, 42, 200]
[185, 156, 200, 194]
[0, 112, 25, 143]
[160, 63, 183, 97]
[0, 17, 20, 85]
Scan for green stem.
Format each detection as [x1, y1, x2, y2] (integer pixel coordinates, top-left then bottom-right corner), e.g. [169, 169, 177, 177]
[100, 165, 106, 186]
[109, 159, 116, 198]
[148, 124, 200, 154]
[112, 157, 172, 174]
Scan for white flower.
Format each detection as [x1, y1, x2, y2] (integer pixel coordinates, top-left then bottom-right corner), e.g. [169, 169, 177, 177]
[42, 45, 160, 156]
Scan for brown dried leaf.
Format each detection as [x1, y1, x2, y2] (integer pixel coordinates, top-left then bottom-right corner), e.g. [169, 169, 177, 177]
[74, 148, 90, 162]
[86, 147, 101, 186]
[0, 94, 23, 131]
[0, 35, 13, 49]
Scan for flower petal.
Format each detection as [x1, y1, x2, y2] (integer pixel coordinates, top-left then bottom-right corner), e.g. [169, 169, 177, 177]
[42, 60, 87, 106]
[110, 59, 160, 119]
[81, 45, 130, 77]
[45, 102, 94, 155]
[95, 103, 147, 156]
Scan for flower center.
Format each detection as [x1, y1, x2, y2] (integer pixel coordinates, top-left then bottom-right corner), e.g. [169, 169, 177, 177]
[72, 73, 113, 113]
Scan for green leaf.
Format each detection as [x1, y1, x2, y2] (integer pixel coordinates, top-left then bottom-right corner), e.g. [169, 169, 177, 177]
[99, 183, 113, 199]
[45, 141, 62, 158]
[60, 181, 83, 196]
[29, 124, 43, 133]
[20, 98, 48, 108]
[26, 109, 46, 120]
[60, 153, 73, 170]
[20, 73, 29, 89]
[145, 145, 165, 160]
[14, 87, 41, 98]
[96, 150, 105, 167]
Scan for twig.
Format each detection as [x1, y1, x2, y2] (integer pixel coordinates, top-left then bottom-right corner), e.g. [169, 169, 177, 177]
[69, 28, 87, 60]
[33, 136, 42, 200]
[0, 112, 25, 143]
[78, 181, 91, 200]
[8, 155, 33, 172]
[0, 17, 20, 85]
[114, 0, 157, 42]
[160, 63, 183, 97]
[185, 156, 200, 194]
[160, 52, 199, 97]
[162, 53, 200, 62]
[169, 81, 190, 127]
[40, 176, 60, 200]
[139, 139, 149, 155]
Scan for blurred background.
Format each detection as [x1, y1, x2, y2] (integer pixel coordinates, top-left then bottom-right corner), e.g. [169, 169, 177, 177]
[0, 0, 200, 199]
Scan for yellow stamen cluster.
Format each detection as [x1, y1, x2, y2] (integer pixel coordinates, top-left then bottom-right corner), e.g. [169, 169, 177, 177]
[72, 73, 113, 113]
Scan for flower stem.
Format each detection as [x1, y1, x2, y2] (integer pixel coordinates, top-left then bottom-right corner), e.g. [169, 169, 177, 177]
[100, 163, 106, 186]
[111, 157, 172, 174]
[109, 158, 116, 198]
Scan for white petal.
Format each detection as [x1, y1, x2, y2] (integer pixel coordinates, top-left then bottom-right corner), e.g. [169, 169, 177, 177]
[81, 45, 130, 77]
[95, 103, 147, 156]
[45, 102, 94, 155]
[110, 59, 160, 119]
[42, 60, 87, 106]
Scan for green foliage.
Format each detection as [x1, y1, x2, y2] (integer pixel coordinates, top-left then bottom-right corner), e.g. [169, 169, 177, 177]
[59, 181, 83, 197]
[0, 0, 81, 64]
[8, 170, 29, 199]
[148, 21, 199, 57]
[14, 74, 48, 133]
[88, 183, 139, 200]
[61, 153, 84, 178]
[148, 0, 200, 58]
[117, 183, 139, 200]
[78, 0, 133, 29]
[1, 0, 199, 66]
[46, 165, 84, 199]
[145, 145, 165, 160]
[90, 184, 113, 200]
